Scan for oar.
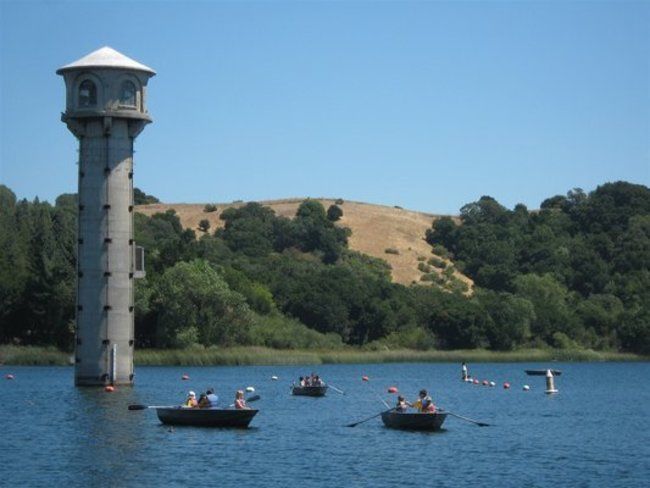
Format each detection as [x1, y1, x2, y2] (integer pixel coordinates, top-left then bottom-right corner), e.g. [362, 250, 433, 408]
[228, 394, 261, 408]
[441, 409, 490, 427]
[347, 407, 394, 428]
[128, 404, 174, 411]
[328, 384, 345, 395]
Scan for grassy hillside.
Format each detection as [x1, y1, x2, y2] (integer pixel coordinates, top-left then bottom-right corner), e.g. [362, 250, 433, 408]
[136, 198, 473, 288]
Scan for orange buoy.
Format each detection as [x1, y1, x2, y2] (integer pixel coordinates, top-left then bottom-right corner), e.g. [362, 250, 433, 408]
[387, 386, 398, 393]
[362, 376, 369, 382]
[181, 374, 190, 381]
[503, 382, 511, 389]
[5, 374, 15, 380]
[104, 385, 115, 392]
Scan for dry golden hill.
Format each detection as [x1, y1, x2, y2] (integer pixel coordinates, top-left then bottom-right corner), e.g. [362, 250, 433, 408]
[136, 198, 472, 290]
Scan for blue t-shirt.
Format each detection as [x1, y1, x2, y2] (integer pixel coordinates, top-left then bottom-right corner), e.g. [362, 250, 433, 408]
[206, 393, 219, 407]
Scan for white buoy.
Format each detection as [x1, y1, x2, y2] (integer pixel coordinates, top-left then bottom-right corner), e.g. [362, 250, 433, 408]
[246, 386, 255, 393]
[545, 369, 558, 394]
[271, 375, 278, 381]
[523, 385, 530, 391]
[489, 381, 496, 387]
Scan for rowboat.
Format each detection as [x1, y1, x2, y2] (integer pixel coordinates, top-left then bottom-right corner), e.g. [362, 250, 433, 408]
[155, 407, 258, 427]
[525, 369, 562, 376]
[381, 411, 448, 431]
[291, 385, 328, 397]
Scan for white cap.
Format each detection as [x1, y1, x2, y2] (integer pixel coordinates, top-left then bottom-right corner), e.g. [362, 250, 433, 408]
[188, 391, 196, 397]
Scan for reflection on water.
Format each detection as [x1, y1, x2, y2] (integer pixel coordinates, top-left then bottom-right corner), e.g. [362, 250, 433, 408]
[1, 362, 649, 487]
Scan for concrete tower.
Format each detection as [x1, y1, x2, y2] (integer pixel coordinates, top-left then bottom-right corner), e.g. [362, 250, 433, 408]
[57, 47, 155, 386]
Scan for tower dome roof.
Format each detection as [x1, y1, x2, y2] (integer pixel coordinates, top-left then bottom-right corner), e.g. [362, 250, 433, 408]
[56, 46, 155, 75]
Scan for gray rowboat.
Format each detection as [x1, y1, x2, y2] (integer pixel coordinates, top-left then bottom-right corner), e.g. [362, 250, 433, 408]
[381, 411, 448, 431]
[155, 407, 258, 427]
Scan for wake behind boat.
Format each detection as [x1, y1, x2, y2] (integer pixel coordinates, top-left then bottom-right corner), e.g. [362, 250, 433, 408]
[381, 411, 447, 431]
[155, 406, 258, 428]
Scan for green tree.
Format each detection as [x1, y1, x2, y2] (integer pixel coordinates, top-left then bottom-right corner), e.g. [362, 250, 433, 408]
[327, 204, 343, 222]
[153, 260, 253, 347]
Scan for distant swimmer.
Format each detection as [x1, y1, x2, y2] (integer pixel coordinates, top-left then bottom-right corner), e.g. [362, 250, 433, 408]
[462, 361, 469, 381]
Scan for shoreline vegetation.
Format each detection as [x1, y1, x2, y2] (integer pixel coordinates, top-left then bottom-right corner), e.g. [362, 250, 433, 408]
[1, 345, 645, 367]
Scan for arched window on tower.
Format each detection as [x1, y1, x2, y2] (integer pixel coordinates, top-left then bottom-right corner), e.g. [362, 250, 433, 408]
[120, 81, 137, 108]
[78, 80, 97, 108]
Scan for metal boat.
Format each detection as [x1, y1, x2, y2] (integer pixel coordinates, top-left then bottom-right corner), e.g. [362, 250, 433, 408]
[155, 407, 258, 427]
[381, 411, 447, 431]
[525, 369, 562, 376]
[291, 385, 328, 397]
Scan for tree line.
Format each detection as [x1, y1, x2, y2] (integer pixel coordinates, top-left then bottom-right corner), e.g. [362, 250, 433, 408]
[0, 181, 648, 354]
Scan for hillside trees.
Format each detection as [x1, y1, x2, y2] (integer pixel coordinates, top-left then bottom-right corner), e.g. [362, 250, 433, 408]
[426, 181, 650, 352]
[2, 181, 648, 355]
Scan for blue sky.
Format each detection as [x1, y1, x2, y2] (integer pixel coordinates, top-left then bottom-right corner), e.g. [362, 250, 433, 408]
[1, 1, 648, 215]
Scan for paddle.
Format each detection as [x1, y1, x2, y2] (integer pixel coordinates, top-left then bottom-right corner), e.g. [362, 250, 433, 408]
[328, 384, 345, 395]
[440, 409, 490, 427]
[128, 404, 174, 411]
[347, 407, 395, 428]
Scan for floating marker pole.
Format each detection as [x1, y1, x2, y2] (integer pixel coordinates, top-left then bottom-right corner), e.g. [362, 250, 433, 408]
[545, 369, 558, 394]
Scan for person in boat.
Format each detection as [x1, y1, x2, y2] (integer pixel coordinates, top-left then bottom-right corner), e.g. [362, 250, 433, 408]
[313, 375, 323, 386]
[234, 390, 250, 410]
[183, 391, 198, 408]
[304, 375, 311, 386]
[421, 396, 437, 413]
[205, 388, 219, 407]
[462, 361, 469, 380]
[298, 376, 305, 387]
[411, 389, 428, 411]
[197, 393, 208, 408]
[395, 395, 412, 412]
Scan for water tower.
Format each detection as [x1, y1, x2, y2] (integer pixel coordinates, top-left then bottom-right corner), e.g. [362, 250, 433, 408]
[57, 47, 155, 386]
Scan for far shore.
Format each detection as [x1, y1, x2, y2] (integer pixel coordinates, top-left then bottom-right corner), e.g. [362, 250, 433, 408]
[0, 345, 646, 367]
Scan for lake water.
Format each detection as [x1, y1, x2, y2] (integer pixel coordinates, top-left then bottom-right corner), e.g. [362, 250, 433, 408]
[1, 362, 648, 487]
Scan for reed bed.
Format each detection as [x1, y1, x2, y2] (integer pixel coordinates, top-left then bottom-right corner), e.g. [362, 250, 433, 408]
[1, 345, 643, 367]
[0, 345, 72, 366]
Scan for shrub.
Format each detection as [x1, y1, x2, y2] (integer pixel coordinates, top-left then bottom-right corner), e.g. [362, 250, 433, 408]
[249, 313, 344, 350]
[367, 327, 436, 351]
[445, 277, 469, 294]
[198, 219, 210, 232]
[327, 204, 343, 222]
[385, 248, 399, 255]
[428, 256, 446, 269]
[431, 244, 450, 258]
[417, 262, 432, 273]
[420, 273, 445, 285]
[204, 204, 217, 213]
[335, 198, 344, 205]
[417, 256, 426, 262]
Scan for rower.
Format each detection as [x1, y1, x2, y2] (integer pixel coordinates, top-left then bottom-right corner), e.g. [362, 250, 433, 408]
[395, 395, 411, 412]
[412, 389, 428, 411]
[199, 388, 219, 408]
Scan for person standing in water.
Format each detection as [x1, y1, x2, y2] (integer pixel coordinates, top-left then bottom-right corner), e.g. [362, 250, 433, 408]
[462, 361, 469, 381]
